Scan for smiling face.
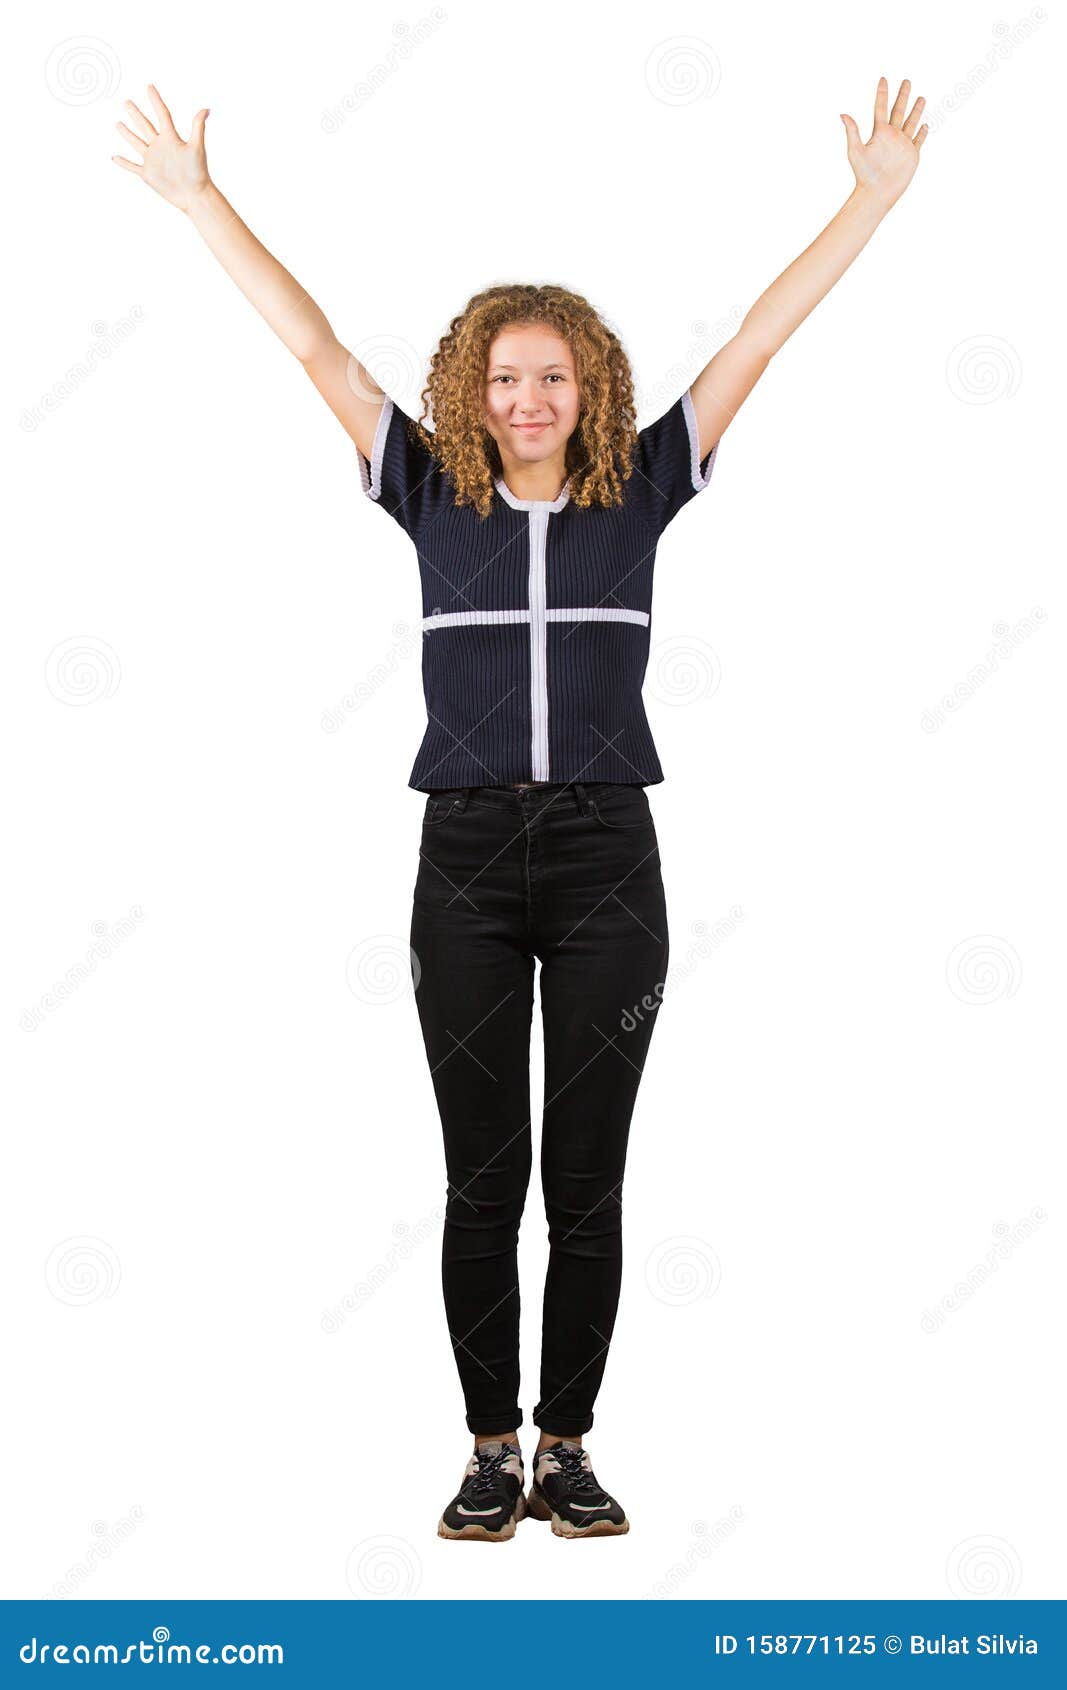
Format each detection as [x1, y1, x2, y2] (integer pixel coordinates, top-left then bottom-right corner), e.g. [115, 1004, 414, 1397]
[482, 323, 581, 470]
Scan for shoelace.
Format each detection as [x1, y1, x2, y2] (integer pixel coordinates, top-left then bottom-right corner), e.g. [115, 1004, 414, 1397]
[465, 1448, 518, 1497]
[549, 1445, 604, 1496]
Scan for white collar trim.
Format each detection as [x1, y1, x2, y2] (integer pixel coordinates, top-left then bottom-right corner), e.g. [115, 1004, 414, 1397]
[494, 476, 571, 512]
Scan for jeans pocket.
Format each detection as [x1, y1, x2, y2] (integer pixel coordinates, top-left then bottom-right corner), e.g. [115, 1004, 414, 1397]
[424, 796, 459, 827]
[588, 788, 654, 832]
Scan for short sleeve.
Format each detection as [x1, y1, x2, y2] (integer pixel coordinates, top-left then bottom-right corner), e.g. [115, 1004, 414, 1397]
[628, 387, 719, 537]
[356, 395, 444, 541]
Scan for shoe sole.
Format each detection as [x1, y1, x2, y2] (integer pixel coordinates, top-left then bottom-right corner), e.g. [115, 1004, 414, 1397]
[525, 1484, 629, 1537]
[437, 1488, 527, 1541]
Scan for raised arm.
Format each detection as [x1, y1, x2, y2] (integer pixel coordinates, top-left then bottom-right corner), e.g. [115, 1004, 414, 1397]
[112, 84, 385, 459]
[687, 75, 929, 461]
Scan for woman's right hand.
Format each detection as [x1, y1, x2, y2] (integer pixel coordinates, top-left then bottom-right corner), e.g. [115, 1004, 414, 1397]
[111, 86, 352, 394]
[112, 84, 211, 213]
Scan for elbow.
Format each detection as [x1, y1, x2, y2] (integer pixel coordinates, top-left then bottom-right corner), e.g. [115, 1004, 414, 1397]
[296, 332, 336, 369]
[736, 328, 777, 369]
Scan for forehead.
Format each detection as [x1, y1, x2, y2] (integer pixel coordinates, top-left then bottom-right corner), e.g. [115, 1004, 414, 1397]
[486, 324, 575, 372]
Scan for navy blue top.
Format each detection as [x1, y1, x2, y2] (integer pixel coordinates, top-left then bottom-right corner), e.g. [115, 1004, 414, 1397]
[356, 388, 719, 791]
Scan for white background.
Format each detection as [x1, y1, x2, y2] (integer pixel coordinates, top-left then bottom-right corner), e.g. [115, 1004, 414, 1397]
[4, 0, 1062, 1603]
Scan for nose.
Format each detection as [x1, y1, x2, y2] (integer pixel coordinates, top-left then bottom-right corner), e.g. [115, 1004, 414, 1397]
[515, 381, 548, 416]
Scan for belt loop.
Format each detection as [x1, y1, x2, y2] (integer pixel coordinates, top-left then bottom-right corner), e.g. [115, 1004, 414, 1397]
[573, 782, 590, 816]
[455, 787, 472, 814]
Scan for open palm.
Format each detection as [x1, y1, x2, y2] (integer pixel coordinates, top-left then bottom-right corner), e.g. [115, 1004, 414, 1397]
[111, 84, 211, 212]
[841, 76, 928, 209]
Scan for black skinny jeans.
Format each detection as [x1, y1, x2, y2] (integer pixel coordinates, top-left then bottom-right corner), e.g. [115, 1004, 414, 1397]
[408, 780, 669, 1437]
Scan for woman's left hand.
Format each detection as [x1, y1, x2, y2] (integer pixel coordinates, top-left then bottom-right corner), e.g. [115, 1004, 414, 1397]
[841, 76, 928, 210]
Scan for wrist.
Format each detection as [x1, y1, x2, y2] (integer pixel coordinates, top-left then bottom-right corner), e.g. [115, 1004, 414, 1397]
[182, 177, 219, 220]
[844, 179, 895, 227]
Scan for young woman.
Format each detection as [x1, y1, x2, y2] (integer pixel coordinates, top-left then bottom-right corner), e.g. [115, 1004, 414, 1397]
[114, 76, 928, 1542]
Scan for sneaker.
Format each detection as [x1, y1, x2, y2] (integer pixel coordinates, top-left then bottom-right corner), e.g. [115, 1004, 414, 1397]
[437, 1439, 527, 1541]
[525, 1439, 629, 1537]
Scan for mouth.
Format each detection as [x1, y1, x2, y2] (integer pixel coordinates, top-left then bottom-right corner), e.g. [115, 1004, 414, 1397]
[513, 422, 550, 432]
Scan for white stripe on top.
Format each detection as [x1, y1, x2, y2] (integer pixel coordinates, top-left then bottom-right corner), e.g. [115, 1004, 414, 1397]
[425, 472, 649, 776]
[421, 608, 650, 631]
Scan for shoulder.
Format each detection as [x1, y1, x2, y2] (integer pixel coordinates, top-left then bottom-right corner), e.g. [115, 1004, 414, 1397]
[623, 389, 719, 534]
[355, 395, 453, 537]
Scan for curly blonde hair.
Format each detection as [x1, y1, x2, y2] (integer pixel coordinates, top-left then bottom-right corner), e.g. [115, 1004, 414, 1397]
[405, 284, 640, 520]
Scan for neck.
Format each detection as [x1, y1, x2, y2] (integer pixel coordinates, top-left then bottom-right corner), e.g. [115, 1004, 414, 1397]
[496, 449, 569, 504]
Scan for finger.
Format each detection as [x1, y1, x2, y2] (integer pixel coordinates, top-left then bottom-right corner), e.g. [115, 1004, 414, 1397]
[124, 98, 158, 140]
[116, 120, 149, 155]
[914, 124, 929, 151]
[840, 113, 862, 153]
[902, 95, 926, 138]
[147, 83, 177, 133]
[111, 154, 143, 174]
[889, 79, 910, 126]
[873, 75, 888, 128]
[189, 108, 210, 149]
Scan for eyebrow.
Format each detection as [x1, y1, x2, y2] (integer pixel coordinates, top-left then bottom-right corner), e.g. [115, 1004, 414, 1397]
[489, 362, 569, 373]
